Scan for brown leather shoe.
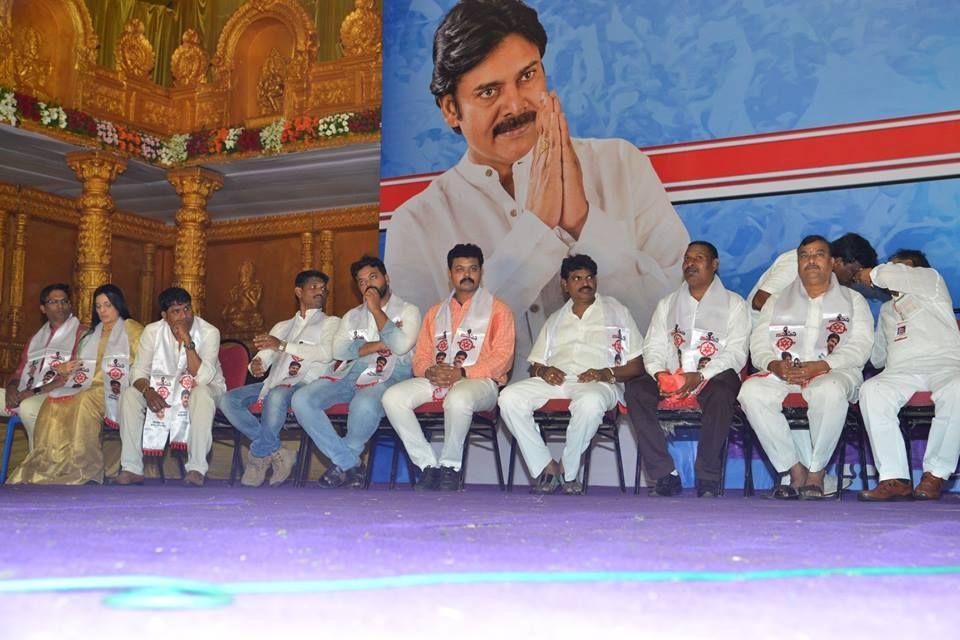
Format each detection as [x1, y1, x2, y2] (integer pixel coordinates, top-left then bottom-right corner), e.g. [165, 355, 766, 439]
[113, 470, 144, 485]
[858, 479, 913, 502]
[914, 472, 944, 500]
[183, 470, 205, 487]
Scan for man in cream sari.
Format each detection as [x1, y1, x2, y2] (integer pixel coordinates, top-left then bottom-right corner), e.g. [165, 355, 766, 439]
[116, 287, 226, 487]
[739, 235, 873, 499]
[499, 254, 645, 495]
[218, 270, 339, 487]
[2, 284, 85, 451]
[625, 241, 750, 498]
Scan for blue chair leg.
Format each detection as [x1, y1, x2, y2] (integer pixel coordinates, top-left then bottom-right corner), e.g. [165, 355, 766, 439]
[2, 416, 24, 484]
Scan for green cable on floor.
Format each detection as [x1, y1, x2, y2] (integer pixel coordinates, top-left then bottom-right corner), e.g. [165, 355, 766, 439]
[1, 565, 958, 610]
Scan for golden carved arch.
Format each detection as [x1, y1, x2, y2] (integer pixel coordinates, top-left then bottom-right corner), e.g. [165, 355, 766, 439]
[1, 0, 97, 104]
[211, 0, 318, 124]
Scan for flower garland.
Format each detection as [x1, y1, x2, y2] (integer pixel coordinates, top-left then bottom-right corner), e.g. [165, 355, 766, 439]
[0, 86, 381, 167]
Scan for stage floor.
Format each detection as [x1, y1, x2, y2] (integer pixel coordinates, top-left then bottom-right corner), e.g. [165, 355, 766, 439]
[1, 484, 959, 638]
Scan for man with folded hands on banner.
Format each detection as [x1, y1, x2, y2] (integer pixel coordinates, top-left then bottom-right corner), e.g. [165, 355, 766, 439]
[1, 284, 85, 451]
[218, 270, 339, 488]
[499, 254, 644, 495]
[624, 241, 750, 498]
[116, 287, 226, 487]
[856, 250, 960, 501]
[382, 244, 515, 491]
[385, 0, 688, 382]
[738, 236, 873, 500]
[749, 233, 878, 325]
[291, 256, 420, 489]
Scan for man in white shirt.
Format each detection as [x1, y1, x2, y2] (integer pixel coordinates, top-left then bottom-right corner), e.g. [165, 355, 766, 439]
[291, 257, 421, 489]
[625, 241, 750, 497]
[116, 287, 227, 487]
[739, 236, 873, 499]
[1, 284, 85, 449]
[385, 0, 688, 380]
[499, 254, 645, 495]
[748, 233, 878, 325]
[856, 251, 960, 501]
[217, 270, 339, 487]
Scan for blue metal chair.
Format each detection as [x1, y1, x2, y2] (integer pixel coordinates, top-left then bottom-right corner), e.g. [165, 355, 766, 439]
[1, 415, 24, 484]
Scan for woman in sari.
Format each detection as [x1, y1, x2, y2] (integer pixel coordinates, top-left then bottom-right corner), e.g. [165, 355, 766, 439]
[9, 285, 143, 484]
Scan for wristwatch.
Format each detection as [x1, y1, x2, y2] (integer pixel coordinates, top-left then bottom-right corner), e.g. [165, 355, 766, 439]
[278, 340, 288, 353]
[185, 341, 196, 351]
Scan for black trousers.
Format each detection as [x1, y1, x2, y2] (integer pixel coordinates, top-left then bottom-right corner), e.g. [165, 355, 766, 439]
[624, 364, 741, 483]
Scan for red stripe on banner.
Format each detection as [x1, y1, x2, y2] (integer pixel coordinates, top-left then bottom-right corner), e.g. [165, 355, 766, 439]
[379, 111, 960, 219]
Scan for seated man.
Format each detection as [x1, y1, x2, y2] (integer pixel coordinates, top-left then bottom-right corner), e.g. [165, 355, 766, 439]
[382, 244, 515, 491]
[1, 284, 85, 450]
[499, 254, 644, 495]
[218, 270, 339, 487]
[857, 251, 960, 501]
[624, 241, 750, 497]
[749, 233, 878, 324]
[738, 235, 873, 499]
[116, 287, 226, 487]
[291, 256, 420, 488]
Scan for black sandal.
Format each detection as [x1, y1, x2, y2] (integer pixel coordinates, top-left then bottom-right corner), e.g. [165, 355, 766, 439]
[799, 484, 825, 500]
[771, 485, 800, 500]
[530, 472, 562, 495]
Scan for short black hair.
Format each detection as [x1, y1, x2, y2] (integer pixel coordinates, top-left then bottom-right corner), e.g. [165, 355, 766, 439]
[455, 350, 468, 358]
[827, 332, 841, 342]
[431, 0, 548, 131]
[158, 287, 192, 312]
[447, 243, 484, 269]
[830, 233, 877, 268]
[376, 356, 388, 365]
[688, 240, 718, 261]
[350, 256, 386, 280]
[295, 270, 329, 288]
[797, 235, 831, 256]
[890, 248, 930, 268]
[40, 283, 71, 304]
[561, 254, 598, 279]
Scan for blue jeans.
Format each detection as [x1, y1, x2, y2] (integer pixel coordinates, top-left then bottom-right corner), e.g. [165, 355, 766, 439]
[291, 366, 408, 471]
[218, 382, 300, 458]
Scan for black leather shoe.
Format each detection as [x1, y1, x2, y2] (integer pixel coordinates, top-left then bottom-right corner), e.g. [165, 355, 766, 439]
[437, 466, 461, 491]
[696, 479, 720, 497]
[318, 464, 366, 489]
[415, 466, 441, 491]
[649, 473, 682, 497]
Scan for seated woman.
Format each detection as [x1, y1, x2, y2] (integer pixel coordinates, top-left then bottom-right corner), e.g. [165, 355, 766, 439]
[8, 284, 143, 484]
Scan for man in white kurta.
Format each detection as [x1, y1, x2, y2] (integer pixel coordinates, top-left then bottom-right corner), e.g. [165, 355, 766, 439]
[117, 287, 226, 486]
[739, 236, 873, 498]
[217, 270, 340, 487]
[856, 251, 960, 501]
[385, 0, 687, 380]
[499, 254, 644, 495]
[625, 241, 751, 497]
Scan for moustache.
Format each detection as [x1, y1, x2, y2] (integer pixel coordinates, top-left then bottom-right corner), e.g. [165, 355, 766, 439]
[459, 278, 475, 285]
[684, 267, 699, 274]
[578, 286, 594, 293]
[492, 111, 536, 137]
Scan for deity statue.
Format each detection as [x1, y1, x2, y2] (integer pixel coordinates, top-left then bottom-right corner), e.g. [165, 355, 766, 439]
[14, 27, 52, 93]
[340, 0, 382, 57]
[171, 28, 208, 88]
[223, 260, 265, 332]
[117, 19, 155, 80]
[256, 48, 285, 115]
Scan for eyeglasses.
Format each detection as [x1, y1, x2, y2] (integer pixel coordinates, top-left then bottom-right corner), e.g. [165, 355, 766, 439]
[43, 298, 71, 306]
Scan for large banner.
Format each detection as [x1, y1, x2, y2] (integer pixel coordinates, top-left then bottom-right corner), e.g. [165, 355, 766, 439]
[381, 0, 960, 311]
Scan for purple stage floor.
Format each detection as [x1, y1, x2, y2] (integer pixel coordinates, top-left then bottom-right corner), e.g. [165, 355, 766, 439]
[1, 484, 959, 639]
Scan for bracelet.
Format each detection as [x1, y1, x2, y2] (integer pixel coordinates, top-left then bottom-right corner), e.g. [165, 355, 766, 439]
[606, 367, 616, 383]
[279, 340, 287, 353]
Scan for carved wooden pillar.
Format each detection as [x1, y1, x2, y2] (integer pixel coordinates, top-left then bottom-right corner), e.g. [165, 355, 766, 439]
[139, 242, 156, 322]
[66, 151, 127, 323]
[167, 167, 223, 315]
[8, 211, 28, 340]
[0, 209, 7, 312]
[318, 230, 334, 313]
[300, 232, 314, 271]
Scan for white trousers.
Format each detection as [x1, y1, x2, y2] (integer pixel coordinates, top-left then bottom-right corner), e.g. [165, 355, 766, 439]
[119, 384, 222, 475]
[498, 378, 618, 482]
[859, 368, 960, 481]
[382, 377, 498, 471]
[738, 372, 854, 474]
[0, 389, 47, 451]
